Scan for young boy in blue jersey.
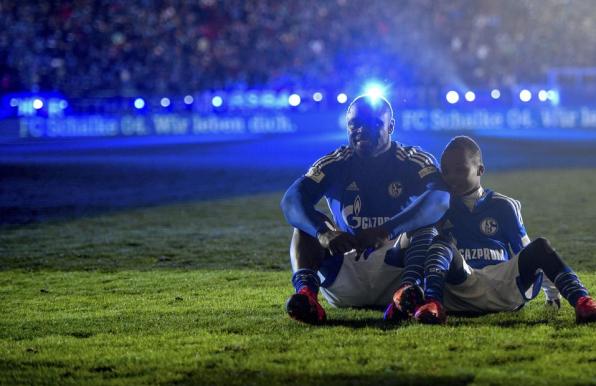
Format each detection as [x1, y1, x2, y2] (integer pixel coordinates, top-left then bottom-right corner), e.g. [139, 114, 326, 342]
[280, 94, 450, 324]
[413, 136, 596, 324]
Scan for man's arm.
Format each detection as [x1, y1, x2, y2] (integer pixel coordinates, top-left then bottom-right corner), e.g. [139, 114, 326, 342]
[280, 177, 328, 238]
[380, 185, 450, 240]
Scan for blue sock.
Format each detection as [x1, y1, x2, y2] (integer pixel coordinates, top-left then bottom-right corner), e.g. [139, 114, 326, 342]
[399, 227, 438, 287]
[554, 267, 589, 307]
[292, 268, 320, 294]
[423, 240, 453, 302]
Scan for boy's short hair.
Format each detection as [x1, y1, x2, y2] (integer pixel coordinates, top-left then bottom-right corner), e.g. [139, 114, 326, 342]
[444, 136, 483, 163]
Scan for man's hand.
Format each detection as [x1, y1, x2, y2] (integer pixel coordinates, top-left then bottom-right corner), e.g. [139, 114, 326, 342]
[317, 229, 358, 256]
[545, 298, 561, 311]
[356, 227, 390, 250]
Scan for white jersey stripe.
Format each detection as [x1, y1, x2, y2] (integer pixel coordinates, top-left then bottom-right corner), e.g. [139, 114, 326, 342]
[492, 194, 523, 224]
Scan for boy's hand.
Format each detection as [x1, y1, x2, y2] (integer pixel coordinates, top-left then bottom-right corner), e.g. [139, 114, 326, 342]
[545, 298, 561, 311]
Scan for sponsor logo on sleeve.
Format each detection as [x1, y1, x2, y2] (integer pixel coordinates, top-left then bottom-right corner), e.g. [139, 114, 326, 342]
[418, 165, 437, 178]
[305, 166, 325, 183]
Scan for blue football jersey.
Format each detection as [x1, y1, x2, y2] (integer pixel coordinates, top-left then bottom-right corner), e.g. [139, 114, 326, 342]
[439, 189, 527, 269]
[302, 142, 441, 236]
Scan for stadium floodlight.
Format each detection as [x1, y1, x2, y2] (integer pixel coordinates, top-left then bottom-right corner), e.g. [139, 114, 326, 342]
[134, 98, 145, 109]
[538, 90, 548, 102]
[313, 92, 323, 102]
[33, 98, 44, 110]
[211, 95, 223, 107]
[445, 90, 459, 104]
[288, 93, 301, 107]
[464, 91, 476, 102]
[519, 89, 532, 102]
[490, 89, 501, 99]
[160, 97, 171, 107]
[184, 95, 194, 105]
[337, 93, 348, 104]
[363, 82, 386, 103]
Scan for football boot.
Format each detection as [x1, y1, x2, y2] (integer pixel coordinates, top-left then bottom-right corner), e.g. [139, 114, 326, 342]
[286, 287, 326, 324]
[414, 298, 447, 324]
[575, 296, 596, 324]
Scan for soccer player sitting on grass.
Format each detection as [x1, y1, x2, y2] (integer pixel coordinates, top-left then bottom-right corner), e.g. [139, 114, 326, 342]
[412, 136, 596, 324]
[280, 94, 450, 324]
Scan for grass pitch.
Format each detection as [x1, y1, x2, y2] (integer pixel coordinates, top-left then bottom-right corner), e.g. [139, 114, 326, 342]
[1, 169, 596, 385]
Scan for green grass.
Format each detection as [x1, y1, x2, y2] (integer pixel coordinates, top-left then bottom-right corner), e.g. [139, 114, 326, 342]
[1, 169, 596, 385]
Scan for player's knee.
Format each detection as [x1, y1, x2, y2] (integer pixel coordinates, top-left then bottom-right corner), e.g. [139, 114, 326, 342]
[526, 237, 554, 255]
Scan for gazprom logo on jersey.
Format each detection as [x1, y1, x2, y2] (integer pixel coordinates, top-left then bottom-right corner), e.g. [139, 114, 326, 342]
[342, 195, 390, 229]
[459, 248, 505, 261]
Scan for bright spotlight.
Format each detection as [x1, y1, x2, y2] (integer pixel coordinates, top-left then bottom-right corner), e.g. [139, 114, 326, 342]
[33, 98, 44, 110]
[490, 89, 501, 99]
[184, 95, 194, 105]
[211, 96, 223, 107]
[160, 97, 171, 107]
[312, 92, 323, 102]
[363, 83, 385, 100]
[519, 89, 532, 102]
[538, 90, 548, 102]
[445, 91, 459, 104]
[337, 93, 348, 104]
[288, 93, 301, 106]
[134, 98, 145, 109]
[464, 91, 476, 102]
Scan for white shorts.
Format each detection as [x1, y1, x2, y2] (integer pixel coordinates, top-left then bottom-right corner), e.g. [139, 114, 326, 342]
[320, 235, 409, 308]
[443, 252, 543, 313]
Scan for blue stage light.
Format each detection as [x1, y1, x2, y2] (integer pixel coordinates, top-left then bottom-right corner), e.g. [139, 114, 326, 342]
[134, 98, 145, 109]
[33, 98, 44, 110]
[288, 93, 301, 106]
[519, 89, 532, 102]
[184, 95, 194, 105]
[538, 90, 548, 102]
[313, 92, 323, 102]
[464, 91, 476, 102]
[337, 93, 348, 104]
[59, 100, 68, 109]
[160, 97, 171, 107]
[445, 91, 459, 104]
[490, 89, 501, 99]
[211, 95, 223, 107]
[9, 98, 18, 107]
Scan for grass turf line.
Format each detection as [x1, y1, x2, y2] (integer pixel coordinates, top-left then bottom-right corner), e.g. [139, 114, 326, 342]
[1, 169, 596, 385]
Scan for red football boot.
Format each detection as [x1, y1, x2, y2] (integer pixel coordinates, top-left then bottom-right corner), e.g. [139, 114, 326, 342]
[286, 287, 326, 324]
[414, 299, 447, 324]
[384, 284, 424, 322]
[575, 296, 596, 324]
